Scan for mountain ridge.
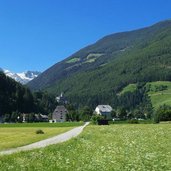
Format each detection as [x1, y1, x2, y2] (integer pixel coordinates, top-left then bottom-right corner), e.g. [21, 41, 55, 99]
[27, 19, 171, 107]
[1, 69, 41, 84]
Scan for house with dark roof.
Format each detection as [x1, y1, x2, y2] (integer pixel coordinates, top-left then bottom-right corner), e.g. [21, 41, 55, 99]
[52, 105, 68, 122]
[95, 105, 113, 120]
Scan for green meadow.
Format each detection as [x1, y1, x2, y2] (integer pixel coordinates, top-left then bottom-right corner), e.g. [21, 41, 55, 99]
[119, 83, 137, 95]
[120, 81, 171, 110]
[0, 122, 83, 151]
[147, 81, 171, 109]
[0, 124, 171, 171]
[0, 122, 83, 128]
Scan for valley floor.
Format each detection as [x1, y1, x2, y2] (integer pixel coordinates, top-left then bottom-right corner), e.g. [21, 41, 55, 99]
[0, 122, 83, 151]
[0, 122, 89, 155]
[0, 124, 171, 171]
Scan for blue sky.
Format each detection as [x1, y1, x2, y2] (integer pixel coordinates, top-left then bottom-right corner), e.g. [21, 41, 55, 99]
[0, 0, 171, 72]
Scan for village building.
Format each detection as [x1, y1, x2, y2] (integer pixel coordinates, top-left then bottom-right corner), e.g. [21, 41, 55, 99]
[56, 92, 68, 104]
[35, 114, 49, 122]
[52, 105, 68, 122]
[95, 105, 113, 120]
[22, 113, 49, 122]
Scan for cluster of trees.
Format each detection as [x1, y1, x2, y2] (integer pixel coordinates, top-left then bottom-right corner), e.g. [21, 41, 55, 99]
[0, 70, 153, 123]
[66, 105, 93, 122]
[146, 84, 168, 92]
[0, 71, 57, 122]
[0, 72, 32, 116]
[1, 70, 171, 124]
[154, 105, 171, 123]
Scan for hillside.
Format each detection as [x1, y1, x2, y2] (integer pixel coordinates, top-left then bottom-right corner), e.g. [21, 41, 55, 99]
[0, 71, 56, 119]
[120, 81, 171, 110]
[147, 81, 171, 109]
[0, 71, 34, 117]
[27, 20, 171, 107]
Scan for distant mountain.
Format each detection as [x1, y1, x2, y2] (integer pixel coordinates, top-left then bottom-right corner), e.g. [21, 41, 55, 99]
[1, 69, 41, 84]
[27, 19, 171, 107]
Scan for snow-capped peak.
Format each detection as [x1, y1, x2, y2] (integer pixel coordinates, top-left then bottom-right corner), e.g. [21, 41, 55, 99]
[1, 68, 41, 84]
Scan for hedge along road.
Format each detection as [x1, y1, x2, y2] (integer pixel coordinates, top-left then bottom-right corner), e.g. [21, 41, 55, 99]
[0, 122, 89, 155]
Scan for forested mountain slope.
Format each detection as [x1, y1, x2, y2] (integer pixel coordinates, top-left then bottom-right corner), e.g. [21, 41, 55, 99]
[28, 20, 171, 107]
[0, 71, 56, 118]
[0, 71, 34, 116]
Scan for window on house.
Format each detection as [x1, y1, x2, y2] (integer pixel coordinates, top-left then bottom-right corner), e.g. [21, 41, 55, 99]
[60, 114, 63, 119]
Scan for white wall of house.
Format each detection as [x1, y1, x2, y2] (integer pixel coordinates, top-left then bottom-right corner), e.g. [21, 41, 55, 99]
[95, 105, 113, 120]
[95, 107, 101, 115]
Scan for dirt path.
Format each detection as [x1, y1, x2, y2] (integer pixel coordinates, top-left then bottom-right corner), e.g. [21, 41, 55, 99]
[0, 122, 89, 155]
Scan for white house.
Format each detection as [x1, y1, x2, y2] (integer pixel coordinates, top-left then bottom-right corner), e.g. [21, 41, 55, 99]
[95, 105, 113, 120]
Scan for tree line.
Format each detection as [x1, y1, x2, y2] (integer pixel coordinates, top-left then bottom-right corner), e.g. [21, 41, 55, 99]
[1, 71, 171, 123]
[0, 71, 57, 121]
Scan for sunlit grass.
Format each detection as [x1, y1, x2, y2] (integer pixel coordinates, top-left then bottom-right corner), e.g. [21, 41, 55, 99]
[119, 81, 171, 109]
[66, 57, 80, 63]
[0, 122, 83, 150]
[0, 127, 74, 151]
[0, 124, 171, 171]
[119, 83, 137, 95]
[147, 81, 171, 109]
[0, 122, 83, 127]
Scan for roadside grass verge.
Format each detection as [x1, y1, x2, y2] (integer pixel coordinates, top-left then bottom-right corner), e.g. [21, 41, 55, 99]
[0, 124, 171, 171]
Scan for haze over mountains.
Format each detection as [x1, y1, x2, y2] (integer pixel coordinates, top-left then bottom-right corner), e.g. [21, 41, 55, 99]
[0, 68, 41, 84]
[27, 19, 171, 106]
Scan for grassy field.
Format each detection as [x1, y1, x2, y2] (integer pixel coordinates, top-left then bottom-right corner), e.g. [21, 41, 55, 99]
[66, 57, 80, 63]
[147, 81, 171, 109]
[0, 124, 171, 171]
[0, 122, 83, 127]
[120, 81, 171, 109]
[0, 122, 83, 151]
[119, 83, 137, 95]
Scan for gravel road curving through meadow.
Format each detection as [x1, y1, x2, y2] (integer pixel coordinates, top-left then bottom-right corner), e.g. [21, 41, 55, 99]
[0, 122, 89, 155]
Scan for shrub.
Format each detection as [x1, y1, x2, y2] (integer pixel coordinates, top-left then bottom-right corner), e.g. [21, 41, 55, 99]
[36, 129, 44, 134]
[154, 105, 171, 123]
[91, 115, 104, 125]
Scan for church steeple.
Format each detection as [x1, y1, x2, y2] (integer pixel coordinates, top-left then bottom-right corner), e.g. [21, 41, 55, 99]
[56, 92, 67, 104]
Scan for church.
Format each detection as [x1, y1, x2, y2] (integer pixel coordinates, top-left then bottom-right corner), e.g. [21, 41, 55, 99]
[51, 92, 68, 122]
